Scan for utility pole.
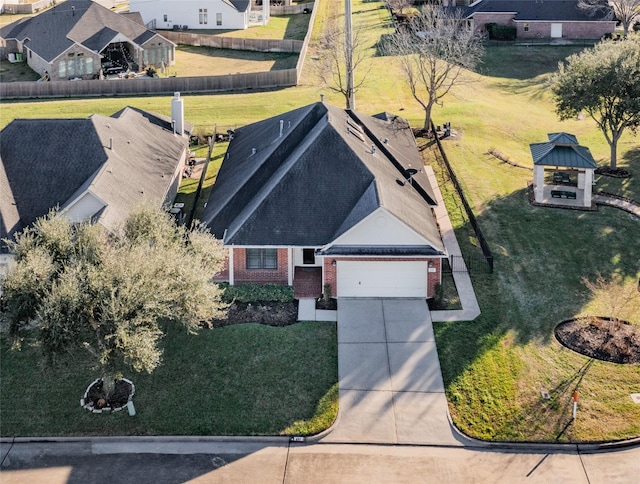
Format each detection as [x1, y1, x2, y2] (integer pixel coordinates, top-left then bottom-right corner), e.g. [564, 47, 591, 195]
[345, 0, 355, 110]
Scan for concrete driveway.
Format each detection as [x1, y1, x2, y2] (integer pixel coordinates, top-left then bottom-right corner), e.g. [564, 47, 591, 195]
[320, 298, 465, 445]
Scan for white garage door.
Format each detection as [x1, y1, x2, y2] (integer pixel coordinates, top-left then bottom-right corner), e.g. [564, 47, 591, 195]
[337, 261, 427, 298]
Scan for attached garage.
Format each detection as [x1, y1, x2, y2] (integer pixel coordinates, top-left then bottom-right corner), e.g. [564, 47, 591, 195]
[337, 260, 427, 298]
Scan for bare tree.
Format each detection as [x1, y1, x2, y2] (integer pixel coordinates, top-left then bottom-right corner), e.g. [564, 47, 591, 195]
[388, 5, 483, 133]
[578, 0, 640, 37]
[315, 20, 371, 110]
[386, 0, 411, 16]
[582, 272, 640, 323]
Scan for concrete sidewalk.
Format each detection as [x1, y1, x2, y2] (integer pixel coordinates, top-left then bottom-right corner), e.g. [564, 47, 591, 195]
[425, 166, 481, 322]
[320, 298, 465, 446]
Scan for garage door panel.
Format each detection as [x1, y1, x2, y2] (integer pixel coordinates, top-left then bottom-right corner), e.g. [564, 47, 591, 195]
[337, 261, 426, 298]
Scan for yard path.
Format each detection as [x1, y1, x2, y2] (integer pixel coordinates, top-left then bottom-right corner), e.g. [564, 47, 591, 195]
[594, 194, 640, 218]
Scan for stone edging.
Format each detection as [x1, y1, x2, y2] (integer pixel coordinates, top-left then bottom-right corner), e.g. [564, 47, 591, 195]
[80, 378, 135, 414]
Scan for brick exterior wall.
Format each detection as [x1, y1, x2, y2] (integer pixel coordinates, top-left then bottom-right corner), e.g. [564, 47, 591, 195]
[516, 21, 615, 39]
[324, 257, 443, 299]
[471, 13, 615, 38]
[231, 248, 289, 285]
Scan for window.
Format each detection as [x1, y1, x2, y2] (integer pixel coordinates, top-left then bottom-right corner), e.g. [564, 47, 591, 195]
[164, 14, 168, 22]
[302, 249, 315, 265]
[85, 57, 93, 74]
[199, 8, 208, 24]
[246, 249, 277, 269]
[524, 23, 529, 32]
[216, 12, 222, 26]
[58, 61, 66, 78]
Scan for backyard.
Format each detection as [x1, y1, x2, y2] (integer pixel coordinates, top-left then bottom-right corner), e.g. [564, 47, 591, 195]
[1, 0, 639, 442]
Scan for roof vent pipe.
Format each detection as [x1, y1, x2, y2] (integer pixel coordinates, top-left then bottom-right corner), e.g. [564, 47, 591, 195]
[279, 120, 284, 138]
[252, 148, 256, 156]
[371, 145, 376, 155]
[72, 6, 75, 16]
[109, 138, 113, 151]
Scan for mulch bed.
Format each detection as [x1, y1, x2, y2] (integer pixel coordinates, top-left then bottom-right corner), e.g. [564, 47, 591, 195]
[595, 167, 632, 178]
[85, 379, 133, 410]
[208, 301, 298, 328]
[555, 317, 640, 364]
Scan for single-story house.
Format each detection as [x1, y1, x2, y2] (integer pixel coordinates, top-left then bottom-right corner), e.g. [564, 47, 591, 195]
[129, 0, 270, 31]
[462, 0, 616, 39]
[1, 93, 191, 245]
[530, 132, 597, 208]
[0, 0, 176, 80]
[202, 102, 448, 301]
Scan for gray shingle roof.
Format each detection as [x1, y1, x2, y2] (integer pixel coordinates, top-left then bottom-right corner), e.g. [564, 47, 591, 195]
[464, 0, 613, 21]
[530, 132, 598, 168]
[0, 0, 171, 63]
[202, 103, 444, 254]
[1, 107, 189, 241]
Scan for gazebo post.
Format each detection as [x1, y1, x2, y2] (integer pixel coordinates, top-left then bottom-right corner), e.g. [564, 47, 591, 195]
[533, 165, 545, 203]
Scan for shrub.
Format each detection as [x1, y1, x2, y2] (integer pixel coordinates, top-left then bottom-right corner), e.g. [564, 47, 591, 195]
[487, 24, 517, 41]
[219, 283, 294, 303]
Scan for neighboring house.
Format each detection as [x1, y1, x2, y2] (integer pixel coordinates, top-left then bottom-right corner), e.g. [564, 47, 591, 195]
[530, 132, 597, 208]
[129, 0, 270, 31]
[1, 93, 191, 245]
[462, 0, 616, 39]
[0, 0, 176, 80]
[202, 102, 447, 301]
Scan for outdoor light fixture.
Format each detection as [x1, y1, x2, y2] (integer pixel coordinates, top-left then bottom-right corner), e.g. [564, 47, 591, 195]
[331, 260, 337, 266]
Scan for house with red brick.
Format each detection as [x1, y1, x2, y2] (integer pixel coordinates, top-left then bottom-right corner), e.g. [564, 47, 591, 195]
[202, 102, 447, 307]
[461, 0, 616, 39]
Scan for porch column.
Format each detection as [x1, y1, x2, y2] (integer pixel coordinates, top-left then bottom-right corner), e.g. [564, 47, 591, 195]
[228, 247, 234, 286]
[583, 169, 594, 207]
[533, 166, 545, 203]
[578, 171, 586, 189]
[287, 248, 293, 286]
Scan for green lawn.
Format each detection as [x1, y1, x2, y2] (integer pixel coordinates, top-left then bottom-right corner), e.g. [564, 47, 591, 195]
[175, 14, 311, 41]
[0, 0, 639, 442]
[0, 321, 337, 437]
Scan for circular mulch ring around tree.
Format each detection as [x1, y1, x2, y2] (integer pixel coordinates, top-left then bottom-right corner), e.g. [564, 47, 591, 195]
[81, 378, 135, 413]
[555, 317, 640, 364]
[595, 167, 632, 178]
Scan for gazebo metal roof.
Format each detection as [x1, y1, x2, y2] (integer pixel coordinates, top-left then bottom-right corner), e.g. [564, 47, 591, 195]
[530, 132, 598, 169]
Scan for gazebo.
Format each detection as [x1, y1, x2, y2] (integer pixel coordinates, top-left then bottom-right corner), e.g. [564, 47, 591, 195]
[530, 133, 598, 208]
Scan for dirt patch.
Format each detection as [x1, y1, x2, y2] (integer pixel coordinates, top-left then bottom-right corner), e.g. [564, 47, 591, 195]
[209, 301, 298, 328]
[555, 317, 640, 364]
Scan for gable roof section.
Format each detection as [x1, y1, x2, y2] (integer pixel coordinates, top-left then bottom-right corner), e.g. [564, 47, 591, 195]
[0, 0, 170, 63]
[530, 132, 597, 168]
[0, 107, 189, 240]
[465, 0, 613, 21]
[203, 103, 444, 253]
[226, 0, 251, 12]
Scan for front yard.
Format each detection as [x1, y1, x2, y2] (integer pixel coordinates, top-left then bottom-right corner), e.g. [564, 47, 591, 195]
[0, 320, 337, 436]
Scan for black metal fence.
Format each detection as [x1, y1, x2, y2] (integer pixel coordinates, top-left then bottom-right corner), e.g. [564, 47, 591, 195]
[431, 121, 494, 273]
[446, 254, 493, 275]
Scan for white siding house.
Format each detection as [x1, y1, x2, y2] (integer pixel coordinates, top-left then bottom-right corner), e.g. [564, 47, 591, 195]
[130, 0, 251, 30]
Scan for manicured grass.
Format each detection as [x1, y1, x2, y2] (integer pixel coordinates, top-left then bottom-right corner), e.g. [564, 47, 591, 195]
[180, 14, 310, 41]
[0, 321, 337, 436]
[169, 45, 298, 77]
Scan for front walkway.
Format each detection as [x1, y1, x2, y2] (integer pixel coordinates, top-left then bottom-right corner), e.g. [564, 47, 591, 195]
[320, 298, 465, 445]
[425, 167, 481, 322]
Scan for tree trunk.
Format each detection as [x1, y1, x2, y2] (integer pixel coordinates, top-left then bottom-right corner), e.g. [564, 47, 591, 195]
[103, 374, 116, 400]
[423, 100, 435, 133]
[610, 138, 618, 170]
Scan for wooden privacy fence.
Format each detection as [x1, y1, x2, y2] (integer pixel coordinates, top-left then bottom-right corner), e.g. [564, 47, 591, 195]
[0, 70, 298, 98]
[160, 31, 303, 53]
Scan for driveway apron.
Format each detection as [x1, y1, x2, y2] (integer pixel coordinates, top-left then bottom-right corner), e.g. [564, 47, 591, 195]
[321, 298, 464, 445]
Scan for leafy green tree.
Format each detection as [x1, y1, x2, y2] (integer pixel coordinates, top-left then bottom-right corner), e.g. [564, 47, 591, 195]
[1, 206, 227, 396]
[551, 35, 640, 169]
